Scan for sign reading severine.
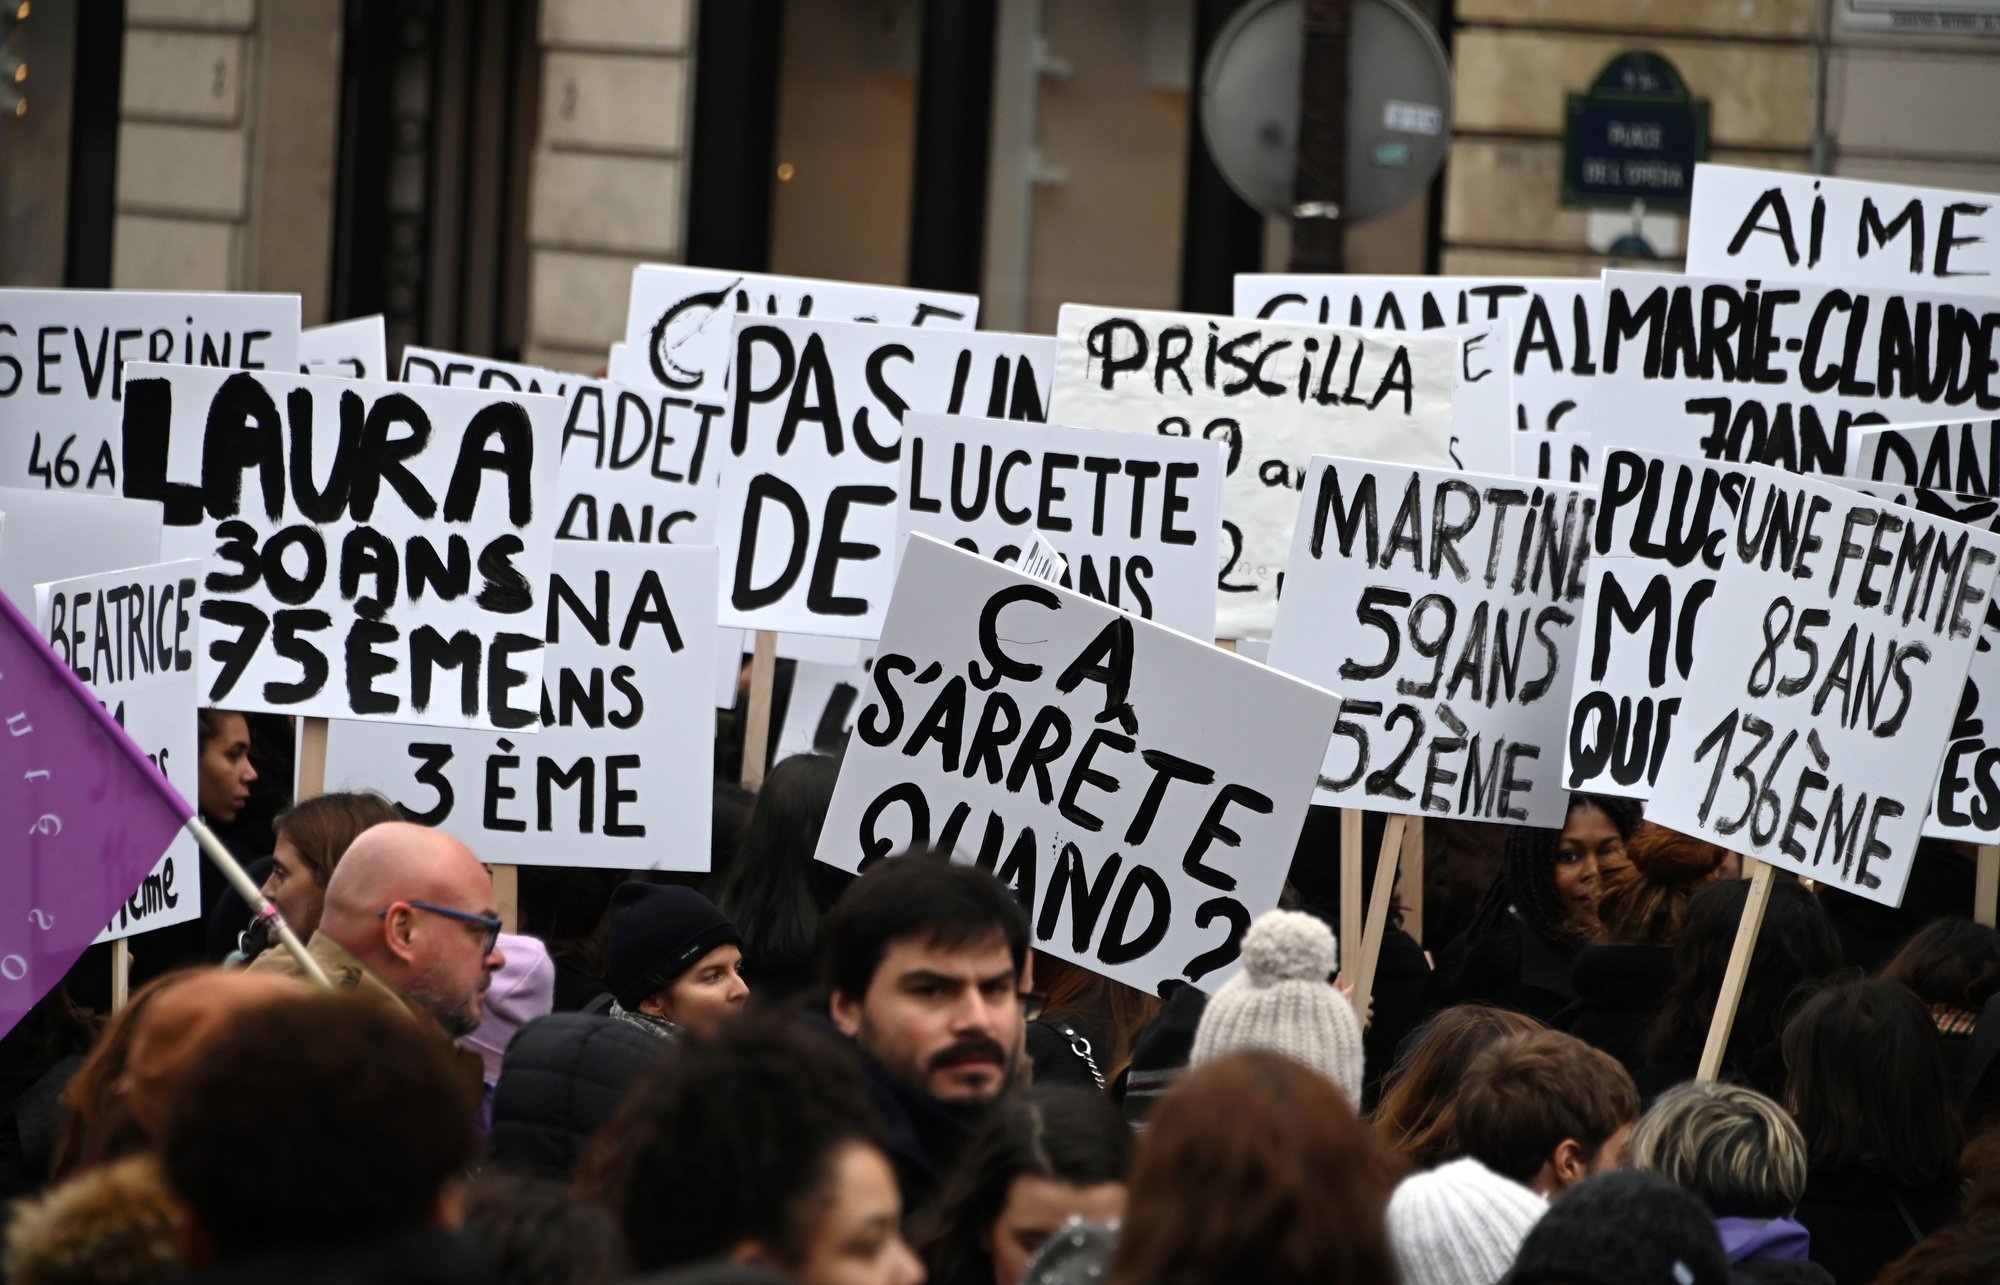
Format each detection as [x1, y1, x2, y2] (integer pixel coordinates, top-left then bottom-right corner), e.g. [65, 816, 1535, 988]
[814, 535, 1342, 994]
[1268, 459, 1593, 826]
[321, 544, 717, 868]
[120, 364, 563, 727]
[0, 289, 302, 494]
[722, 316, 1053, 637]
[898, 414, 1226, 639]
[1687, 164, 1999, 295]
[35, 560, 205, 941]
[1593, 270, 2000, 470]
[1647, 468, 2000, 906]
[1049, 304, 1457, 639]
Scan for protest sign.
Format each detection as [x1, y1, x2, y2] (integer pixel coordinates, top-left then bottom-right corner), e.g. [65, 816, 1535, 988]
[898, 413, 1225, 638]
[121, 364, 563, 728]
[1517, 427, 1594, 483]
[721, 316, 1054, 637]
[814, 534, 1342, 993]
[1268, 457, 1593, 826]
[1688, 164, 1999, 296]
[402, 344, 719, 547]
[0, 487, 164, 613]
[1236, 275, 1600, 446]
[321, 543, 716, 868]
[0, 289, 301, 494]
[300, 316, 387, 380]
[35, 560, 204, 940]
[1854, 418, 2000, 497]
[774, 651, 876, 762]
[613, 266, 978, 392]
[1646, 468, 2000, 906]
[1592, 270, 2000, 470]
[1049, 304, 1457, 639]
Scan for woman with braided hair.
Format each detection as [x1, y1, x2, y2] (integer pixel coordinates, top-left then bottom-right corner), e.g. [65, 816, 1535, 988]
[1439, 794, 1642, 1024]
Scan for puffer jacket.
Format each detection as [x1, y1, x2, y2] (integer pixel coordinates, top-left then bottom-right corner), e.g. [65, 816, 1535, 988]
[486, 1014, 668, 1181]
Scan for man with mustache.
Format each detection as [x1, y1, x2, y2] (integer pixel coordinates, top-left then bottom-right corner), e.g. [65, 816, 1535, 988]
[253, 821, 501, 1101]
[823, 856, 1033, 1219]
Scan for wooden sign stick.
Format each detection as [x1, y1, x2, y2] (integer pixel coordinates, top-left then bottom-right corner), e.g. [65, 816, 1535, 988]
[1339, 810, 1364, 986]
[1978, 846, 2000, 929]
[1398, 816, 1425, 945]
[296, 716, 329, 802]
[740, 630, 780, 792]
[1696, 859, 1774, 1083]
[111, 939, 131, 1012]
[1353, 813, 1408, 1016]
[493, 863, 520, 934]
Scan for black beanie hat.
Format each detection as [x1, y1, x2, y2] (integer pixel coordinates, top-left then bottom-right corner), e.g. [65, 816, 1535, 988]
[1504, 1171, 1730, 1285]
[607, 883, 744, 1010]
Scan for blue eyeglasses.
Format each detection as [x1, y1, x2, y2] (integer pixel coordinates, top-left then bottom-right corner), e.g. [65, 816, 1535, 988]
[379, 901, 503, 955]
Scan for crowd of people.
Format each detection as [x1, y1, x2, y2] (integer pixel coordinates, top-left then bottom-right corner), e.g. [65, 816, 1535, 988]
[5, 709, 2000, 1285]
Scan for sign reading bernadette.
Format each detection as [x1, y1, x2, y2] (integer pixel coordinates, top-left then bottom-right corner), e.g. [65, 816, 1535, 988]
[813, 534, 1341, 994]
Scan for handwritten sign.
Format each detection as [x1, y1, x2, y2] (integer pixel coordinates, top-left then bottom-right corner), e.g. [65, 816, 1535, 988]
[300, 316, 387, 380]
[1854, 418, 2000, 498]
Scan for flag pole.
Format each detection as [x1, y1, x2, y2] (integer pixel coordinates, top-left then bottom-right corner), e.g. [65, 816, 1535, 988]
[186, 815, 330, 990]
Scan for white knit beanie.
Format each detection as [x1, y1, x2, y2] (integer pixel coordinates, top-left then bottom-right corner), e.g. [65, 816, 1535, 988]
[1189, 909, 1364, 1105]
[1387, 1158, 1547, 1285]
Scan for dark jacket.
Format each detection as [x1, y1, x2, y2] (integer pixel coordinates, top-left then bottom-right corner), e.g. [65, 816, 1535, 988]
[1792, 1170, 1961, 1285]
[808, 1014, 983, 1222]
[1731, 1261, 1837, 1285]
[487, 1013, 669, 1181]
[1445, 912, 1579, 1024]
[171, 1225, 489, 1285]
[1362, 926, 1439, 1106]
[1557, 944, 1676, 1072]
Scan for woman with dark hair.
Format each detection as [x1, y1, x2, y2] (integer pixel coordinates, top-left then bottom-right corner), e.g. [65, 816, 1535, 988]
[711, 753, 849, 1001]
[1878, 918, 2000, 1098]
[1108, 1050, 1402, 1285]
[195, 709, 258, 830]
[1370, 1004, 1544, 1170]
[1443, 794, 1642, 1023]
[1785, 980, 1963, 1284]
[913, 1087, 1130, 1285]
[1637, 878, 1842, 1101]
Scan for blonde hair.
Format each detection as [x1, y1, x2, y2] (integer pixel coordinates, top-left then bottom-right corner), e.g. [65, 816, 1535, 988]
[1628, 1081, 1808, 1219]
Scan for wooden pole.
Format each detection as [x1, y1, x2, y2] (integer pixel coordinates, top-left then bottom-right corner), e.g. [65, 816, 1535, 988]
[1978, 846, 2000, 929]
[1339, 810, 1364, 985]
[1398, 816, 1425, 946]
[1216, 638, 1237, 653]
[111, 939, 130, 1012]
[1353, 813, 1407, 1016]
[492, 863, 519, 934]
[295, 716, 329, 802]
[1697, 860, 1774, 1083]
[740, 630, 779, 791]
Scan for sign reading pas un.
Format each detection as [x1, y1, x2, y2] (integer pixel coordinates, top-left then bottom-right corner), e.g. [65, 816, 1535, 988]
[320, 543, 717, 869]
[721, 315, 1053, 638]
[814, 535, 1342, 994]
[1646, 467, 2000, 907]
[0, 289, 302, 495]
[1049, 304, 1457, 640]
[1268, 459, 1593, 827]
[120, 364, 564, 728]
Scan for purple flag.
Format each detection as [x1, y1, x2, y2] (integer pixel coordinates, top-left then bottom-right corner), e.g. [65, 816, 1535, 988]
[0, 588, 192, 1042]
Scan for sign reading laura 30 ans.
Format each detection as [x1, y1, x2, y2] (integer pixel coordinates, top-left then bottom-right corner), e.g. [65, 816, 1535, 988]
[1268, 457, 1593, 827]
[1647, 467, 2000, 907]
[721, 316, 1054, 639]
[1050, 303, 1458, 640]
[320, 543, 718, 869]
[35, 559, 205, 941]
[0, 289, 302, 494]
[813, 534, 1342, 995]
[120, 364, 564, 729]
[897, 413, 1227, 640]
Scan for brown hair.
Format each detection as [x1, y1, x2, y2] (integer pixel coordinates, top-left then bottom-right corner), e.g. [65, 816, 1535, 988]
[1596, 822, 1726, 947]
[1456, 1030, 1641, 1184]
[272, 791, 401, 886]
[1033, 954, 1162, 1083]
[49, 970, 202, 1180]
[1108, 1052, 1402, 1285]
[1370, 1005, 1544, 1169]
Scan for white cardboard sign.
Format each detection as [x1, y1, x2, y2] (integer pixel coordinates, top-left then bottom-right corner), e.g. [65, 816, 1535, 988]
[0, 486, 164, 615]
[0, 289, 302, 494]
[1517, 427, 1595, 483]
[1268, 458, 1591, 826]
[1687, 164, 2000, 296]
[1593, 270, 2000, 471]
[321, 543, 717, 868]
[35, 559, 205, 940]
[300, 316, 388, 380]
[122, 364, 564, 728]
[1646, 467, 1999, 905]
[775, 650, 877, 762]
[813, 534, 1342, 994]
[1049, 303, 1458, 640]
[897, 413, 1225, 638]
[1854, 418, 2000, 497]
[720, 316, 1054, 637]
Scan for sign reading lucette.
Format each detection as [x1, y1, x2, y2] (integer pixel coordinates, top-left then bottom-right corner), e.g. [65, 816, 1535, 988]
[121, 364, 563, 728]
[1049, 304, 1456, 639]
[813, 535, 1341, 994]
